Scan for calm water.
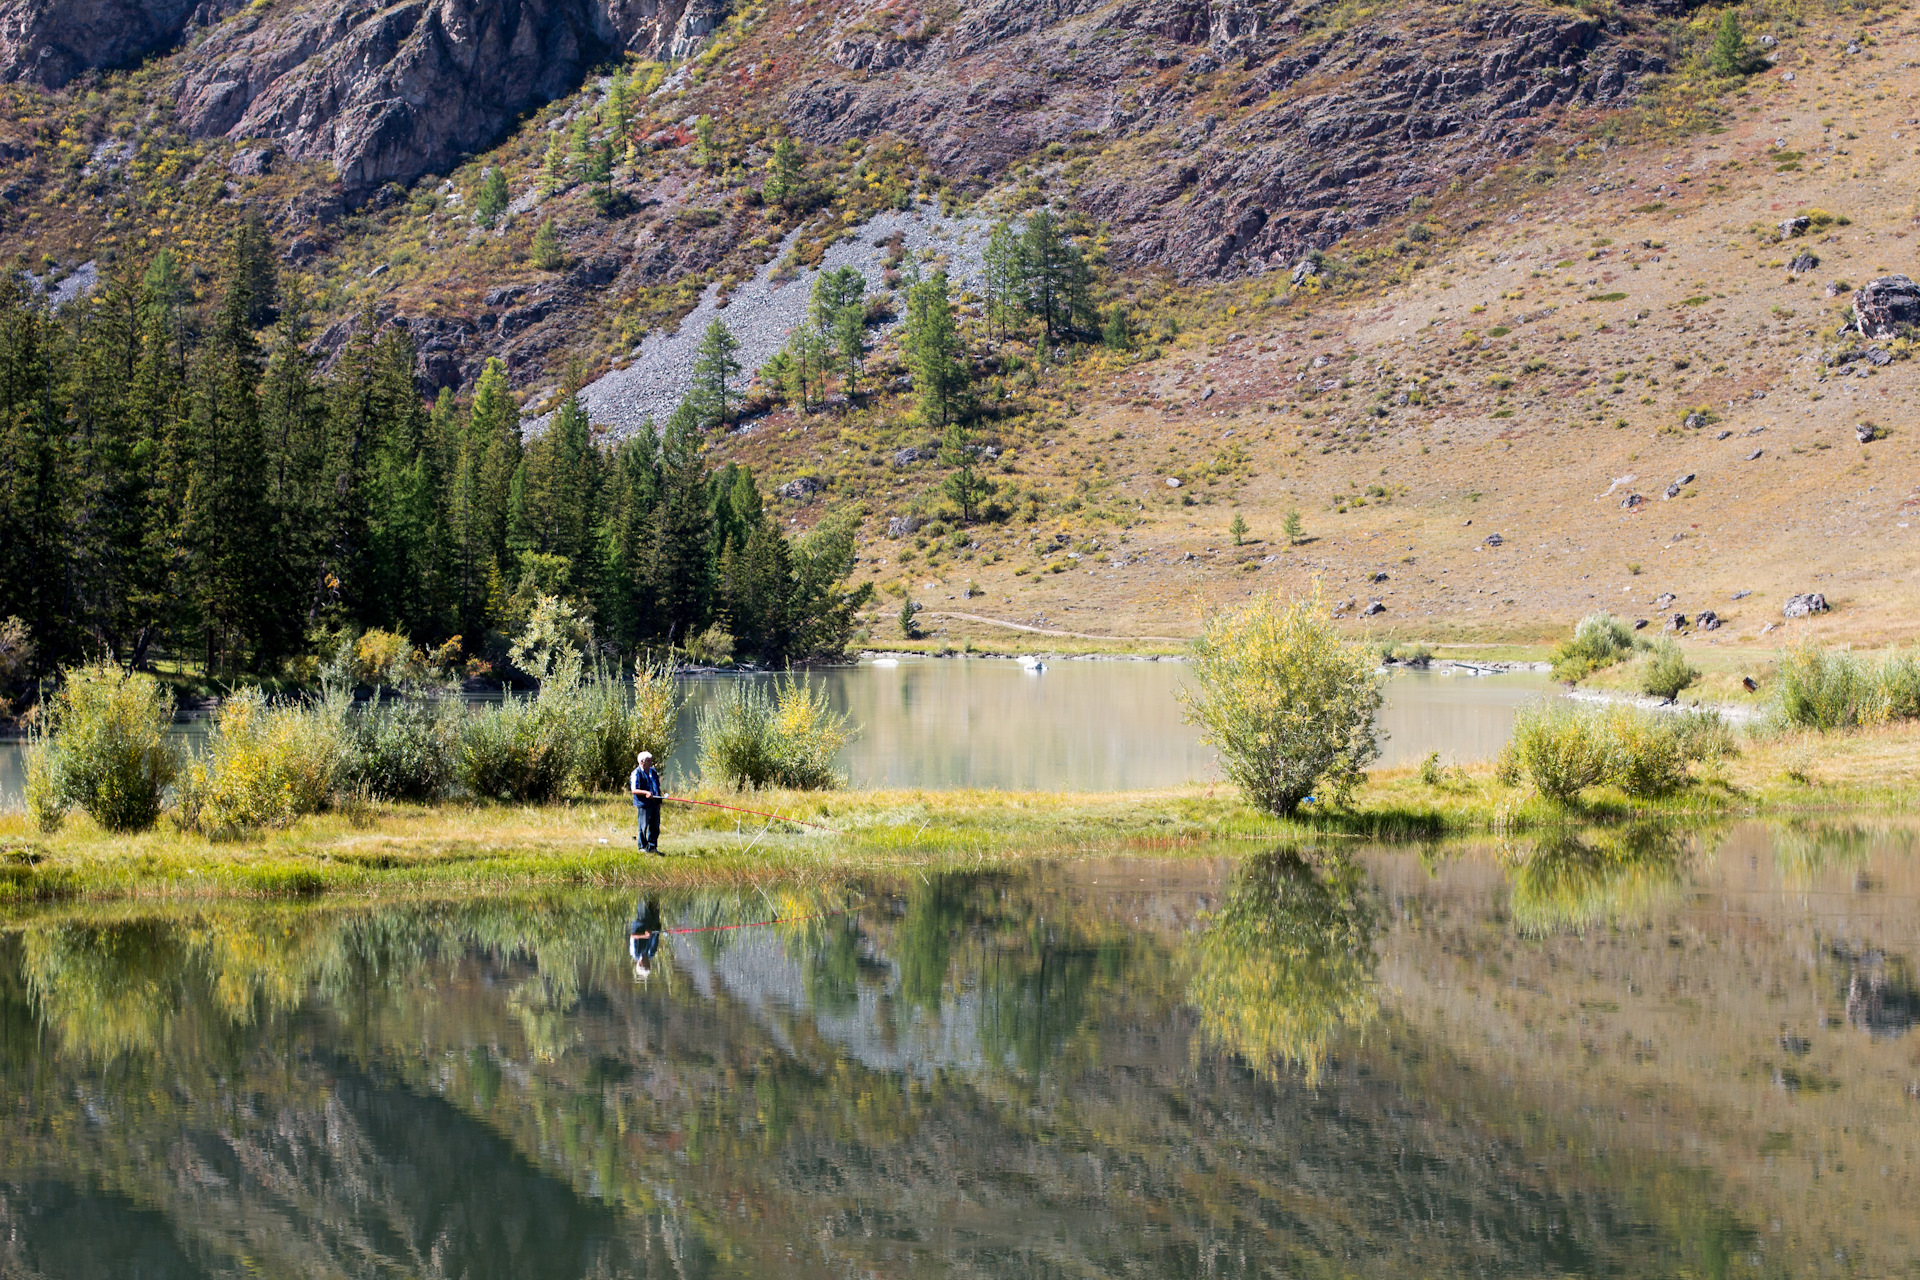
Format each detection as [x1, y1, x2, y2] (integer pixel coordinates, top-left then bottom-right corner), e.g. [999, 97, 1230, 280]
[0, 659, 1553, 800]
[3, 823, 1916, 1277]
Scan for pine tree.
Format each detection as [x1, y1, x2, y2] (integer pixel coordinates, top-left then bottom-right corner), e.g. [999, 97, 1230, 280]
[647, 403, 714, 642]
[475, 167, 510, 227]
[982, 220, 1025, 341]
[1019, 209, 1094, 343]
[939, 420, 995, 525]
[694, 115, 721, 172]
[532, 219, 565, 271]
[1229, 512, 1248, 546]
[179, 250, 276, 671]
[765, 136, 805, 205]
[904, 270, 967, 427]
[1709, 9, 1747, 76]
[0, 276, 70, 669]
[1282, 510, 1306, 545]
[688, 318, 741, 428]
[833, 306, 865, 396]
[1102, 304, 1133, 351]
[543, 130, 568, 194]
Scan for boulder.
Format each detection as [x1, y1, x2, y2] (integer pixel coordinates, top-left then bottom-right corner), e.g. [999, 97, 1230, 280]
[1779, 216, 1811, 237]
[1621, 493, 1645, 510]
[1683, 411, 1707, 429]
[1632, 619, 1649, 630]
[885, 515, 923, 538]
[1665, 613, 1689, 631]
[1782, 592, 1829, 618]
[1370, 571, 1388, 583]
[1856, 423, 1880, 444]
[1655, 592, 1677, 609]
[1290, 258, 1320, 285]
[1362, 600, 1386, 616]
[776, 475, 826, 499]
[1853, 275, 1920, 340]
[1788, 251, 1819, 273]
[1865, 347, 1893, 366]
[1483, 532, 1504, 546]
[892, 446, 930, 466]
[1696, 610, 1720, 631]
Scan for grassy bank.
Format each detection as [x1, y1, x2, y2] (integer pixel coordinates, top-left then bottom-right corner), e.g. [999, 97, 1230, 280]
[6, 720, 1919, 905]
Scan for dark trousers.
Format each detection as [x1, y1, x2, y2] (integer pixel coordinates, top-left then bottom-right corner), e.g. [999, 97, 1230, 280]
[636, 803, 660, 851]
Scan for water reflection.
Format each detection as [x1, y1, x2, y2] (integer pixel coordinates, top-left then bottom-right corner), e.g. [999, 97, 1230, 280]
[1503, 823, 1693, 935]
[5, 825, 1920, 1277]
[1185, 848, 1379, 1084]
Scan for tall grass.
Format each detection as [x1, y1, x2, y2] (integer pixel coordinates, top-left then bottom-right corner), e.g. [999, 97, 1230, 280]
[1774, 640, 1920, 730]
[24, 664, 181, 833]
[1549, 612, 1640, 682]
[699, 674, 854, 790]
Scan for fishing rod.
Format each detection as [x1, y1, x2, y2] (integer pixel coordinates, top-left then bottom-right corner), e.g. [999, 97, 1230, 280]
[659, 908, 847, 936]
[659, 795, 833, 831]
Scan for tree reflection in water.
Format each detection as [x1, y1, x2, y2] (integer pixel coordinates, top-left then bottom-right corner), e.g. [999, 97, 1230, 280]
[1185, 847, 1380, 1085]
[1503, 824, 1692, 935]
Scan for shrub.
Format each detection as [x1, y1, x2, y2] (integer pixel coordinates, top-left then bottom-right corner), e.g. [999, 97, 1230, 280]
[1640, 639, 1700, 701]
[26, 665, 181, 833]
[1774, 640, 1876, 730]
[1179, 591, 1383, 816]
[1549, 612, 1637, 682]
[571, 660, 683, 793]
[699, 674, 854, 790]
[174, 687, 351, 836]
[345, 697, 461, 801]
[455, 689, 577, 803]
[1508, 701, 1609, 801]
[1879, 647, 1920, 721]
[1598, 705, 1689, 797]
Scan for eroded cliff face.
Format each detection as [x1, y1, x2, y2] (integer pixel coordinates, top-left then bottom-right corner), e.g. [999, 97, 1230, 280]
[0, 0, 242, 86]
[780, 0, 1667, 277]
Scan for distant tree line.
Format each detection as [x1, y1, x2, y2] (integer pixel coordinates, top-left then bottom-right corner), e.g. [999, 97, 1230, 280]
[0, 218, 869, 680]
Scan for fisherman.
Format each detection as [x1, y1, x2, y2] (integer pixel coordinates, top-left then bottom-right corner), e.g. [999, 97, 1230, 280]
[629, 896, 663, 980]
[630, 750, 665, 855]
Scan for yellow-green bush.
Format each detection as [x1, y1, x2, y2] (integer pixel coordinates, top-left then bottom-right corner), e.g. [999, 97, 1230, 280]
[699, 674, 853, 790]
[173, 688, 350, 836]
[1774, 640, 1920, 730]
[1549, 612, 1639, 683]
[1508, 700, 1729, 801]
[25, 665, 180, 833]
[1179, 591, 1383, 816]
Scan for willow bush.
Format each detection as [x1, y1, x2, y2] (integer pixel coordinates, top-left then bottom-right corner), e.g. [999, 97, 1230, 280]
[1774, 640, 1920, 730]
[1179, 592, 1383, 816]
[1549, 612, 1640, 683]
[174, 687, 351, 836]
[571, 660, 683, 793]
[1505, 700, 1733, 801]
[699, 674, 853, 790]
[24, 664, 181, 833]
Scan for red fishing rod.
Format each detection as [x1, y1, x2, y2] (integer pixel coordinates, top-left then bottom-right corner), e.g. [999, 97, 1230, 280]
[659, 795, 833, 831]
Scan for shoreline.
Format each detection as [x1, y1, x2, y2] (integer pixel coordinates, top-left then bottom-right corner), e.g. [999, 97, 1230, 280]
[5, 718, 1918, 906]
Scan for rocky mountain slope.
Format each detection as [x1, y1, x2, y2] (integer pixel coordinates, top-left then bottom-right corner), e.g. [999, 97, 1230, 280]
[1, 0, 1914, 647]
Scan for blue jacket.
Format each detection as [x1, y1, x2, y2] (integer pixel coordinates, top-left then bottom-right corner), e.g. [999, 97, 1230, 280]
[630, 765, 664, 807]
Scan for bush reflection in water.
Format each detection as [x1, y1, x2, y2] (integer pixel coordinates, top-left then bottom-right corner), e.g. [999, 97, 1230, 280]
[6, 824, 1920, 1278]
[1185, 848, 1380, 1084]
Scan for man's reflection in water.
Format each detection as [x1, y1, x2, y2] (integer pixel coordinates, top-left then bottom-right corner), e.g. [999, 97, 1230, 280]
[629, 897, 663, 980]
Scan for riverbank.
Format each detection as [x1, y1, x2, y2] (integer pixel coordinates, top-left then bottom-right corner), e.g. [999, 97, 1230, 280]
[5, 719, 1917, 905]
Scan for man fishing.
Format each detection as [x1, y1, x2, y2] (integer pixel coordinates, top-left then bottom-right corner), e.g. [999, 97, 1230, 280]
[630, 750, 665, 855]
[629, 896, 663, 980]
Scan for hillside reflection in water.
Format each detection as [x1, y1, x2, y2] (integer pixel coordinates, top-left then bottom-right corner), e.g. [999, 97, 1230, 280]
[3, 820, 1917, 1278]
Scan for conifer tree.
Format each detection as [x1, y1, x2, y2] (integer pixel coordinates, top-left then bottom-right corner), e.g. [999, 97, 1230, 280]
[904, 270, 966, 427]
[689, 318, 741, 428]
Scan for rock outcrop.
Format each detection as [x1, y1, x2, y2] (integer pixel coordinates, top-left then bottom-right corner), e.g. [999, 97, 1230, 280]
[782, 0, 1667, 277]
[172, 0, 719, 197]
[0, 0, 242, 86]
[1852, 275, 1920, 340]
